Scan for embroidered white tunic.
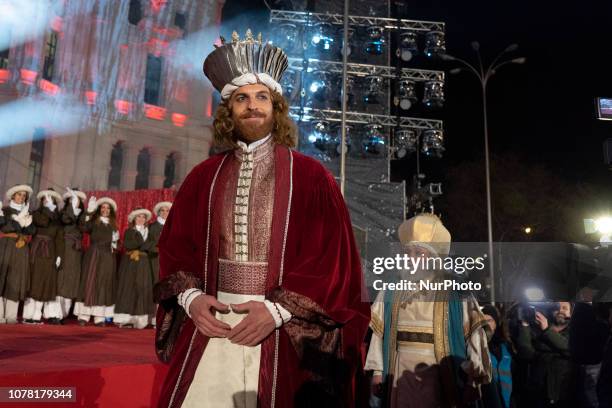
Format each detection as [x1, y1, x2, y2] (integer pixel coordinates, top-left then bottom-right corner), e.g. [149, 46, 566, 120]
[183, 135, 278, 408]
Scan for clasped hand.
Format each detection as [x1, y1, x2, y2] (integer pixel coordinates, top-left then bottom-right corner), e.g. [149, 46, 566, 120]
[189, 295, 276, 346]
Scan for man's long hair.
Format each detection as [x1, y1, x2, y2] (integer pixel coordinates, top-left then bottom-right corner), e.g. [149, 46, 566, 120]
[213, 90, 297, 149]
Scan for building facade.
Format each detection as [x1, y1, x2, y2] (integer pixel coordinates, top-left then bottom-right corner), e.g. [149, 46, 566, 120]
[0, 0, 225, 197]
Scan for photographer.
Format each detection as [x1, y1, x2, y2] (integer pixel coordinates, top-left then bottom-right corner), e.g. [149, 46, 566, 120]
[570, 288, 611, 408]
[515, 302, 573, 407]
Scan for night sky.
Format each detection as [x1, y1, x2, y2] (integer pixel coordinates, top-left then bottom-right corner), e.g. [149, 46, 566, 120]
[221, 0, 612, 240]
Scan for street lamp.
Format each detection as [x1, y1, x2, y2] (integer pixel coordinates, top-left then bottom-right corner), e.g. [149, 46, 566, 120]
[441, 42, 525, 304]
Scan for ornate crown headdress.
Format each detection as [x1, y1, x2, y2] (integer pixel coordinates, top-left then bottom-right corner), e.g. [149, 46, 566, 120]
[203, 29, 289, 100]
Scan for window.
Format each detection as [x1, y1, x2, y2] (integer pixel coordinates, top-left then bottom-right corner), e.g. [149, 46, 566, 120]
[0, 28, 10, 69]
[128, 0, 142, 25]
[28, 129, 46, 192]
[108, 142, 123, 190]
[174, 12, 187, 35]
[0, 48, 8, 69]
[42, 31, 58, 81]
[144, 54, 163, 105]
[163, 152, 176, 188]
[135, 148, 150, 189]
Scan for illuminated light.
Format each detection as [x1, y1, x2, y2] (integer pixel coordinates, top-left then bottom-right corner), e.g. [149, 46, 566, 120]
[20, 69, 37, 85]
[362, 124, 386, 155]
[150, 0, 168, 13]
[365, 26, 385, 55]
[394, 129, 417, 159]
[51, 16, 63, 32]
[148, 38, 168, 58]
[39, 79, 60, 96]
[399, 31, 418, 62]
[423, 80, 445, 109]
[205, 95, 212, 117]
[397, 80, 417, 110]
[524, 287, 544, 302]
[524, 227, 532, 234]
[85, 91, 97, 105]
[421, 129, 445, 158]
[424, 31, 446, 58]
[0, 69, 10, 84]
[595, 217, 612, 234]
[144, 103, 167, 120]
[171, 112, 187, 127]
[310, 23, 334, 52]
[153, 26, 180, 38]
[114, 99, 133, 115]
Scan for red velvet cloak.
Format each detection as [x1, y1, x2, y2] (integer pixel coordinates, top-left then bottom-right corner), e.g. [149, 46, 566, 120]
[154, 145, 370, 408]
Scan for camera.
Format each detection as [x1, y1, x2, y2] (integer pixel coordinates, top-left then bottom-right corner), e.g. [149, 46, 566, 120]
[517, 301, 560, 326]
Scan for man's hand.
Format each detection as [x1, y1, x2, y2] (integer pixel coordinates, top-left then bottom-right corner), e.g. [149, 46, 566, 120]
[371, 374, 384, 398]
[535, 311, 549, 331]
[189, 294, 231, 338]
[227, 301, 276, 346]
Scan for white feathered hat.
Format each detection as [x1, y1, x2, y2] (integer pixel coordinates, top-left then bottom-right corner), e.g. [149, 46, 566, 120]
[37, 188, 64, 209]
[203, 29, 288, 100]
[128, 208, 152, 223]
[153, 201, 172, 215]
[62, 188, 87, 203]
[94, 197, 117, 212]
[5, 184, 33, 202]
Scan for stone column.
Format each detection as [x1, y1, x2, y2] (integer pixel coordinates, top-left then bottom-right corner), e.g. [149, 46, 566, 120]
[121, 144, 140, 191]
[149, 148, 167, 189]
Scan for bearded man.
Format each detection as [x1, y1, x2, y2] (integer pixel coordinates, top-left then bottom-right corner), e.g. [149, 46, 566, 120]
[153, 30, 370, 408]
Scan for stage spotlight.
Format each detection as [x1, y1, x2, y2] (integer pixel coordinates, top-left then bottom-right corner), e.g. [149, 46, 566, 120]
[309, 121, 330, 151]
[311, 22, 335, 52]
[340, 27, 355, 57]
[423, 80, 445, 109]
[281, 69, 297, 98]
[364, 75, 384, 105]
[397, 80, 417, 110]
[524, 287, 545, 302]
[421, 129, 444, 158]
[308, 70, 331, 103]
[338, 76, 355, 107]
[277, 23, 298, 53]
[362, 124, 386, 155]
[331, 125, 352, 156]
[393, 129, 417, 159]
[424, 31, 446, 58]
[365, 26, 386, 55]
[595, 217, 612, 234]
[399, 31, 418, 62]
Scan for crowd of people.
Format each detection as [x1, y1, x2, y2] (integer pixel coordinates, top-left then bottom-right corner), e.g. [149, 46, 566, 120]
[474, 299, 612, 408]
[362, 214, 612, 408]
[0, 183, 171, 329]
[1, 184, 611, 407]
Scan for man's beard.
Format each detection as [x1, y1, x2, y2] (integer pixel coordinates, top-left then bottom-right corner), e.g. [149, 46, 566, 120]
[234, 111, 274, 141]
[554, 313, 568, 326]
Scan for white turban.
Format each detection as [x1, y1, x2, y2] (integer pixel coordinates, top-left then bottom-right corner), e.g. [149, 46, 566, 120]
[220, 73, 282, 100]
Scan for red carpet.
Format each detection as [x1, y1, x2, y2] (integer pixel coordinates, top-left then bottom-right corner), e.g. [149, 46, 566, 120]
[0, 321, 168, 407]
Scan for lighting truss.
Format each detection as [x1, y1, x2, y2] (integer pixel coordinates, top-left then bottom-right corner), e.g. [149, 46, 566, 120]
[288, 57, 444, 82]
[270, 10, 445, 32]
[291, 107, 443, 130]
